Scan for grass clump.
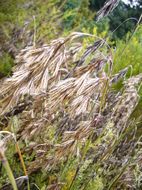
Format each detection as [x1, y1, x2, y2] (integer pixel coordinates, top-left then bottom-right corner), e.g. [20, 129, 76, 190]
[0, 1, 142, 190]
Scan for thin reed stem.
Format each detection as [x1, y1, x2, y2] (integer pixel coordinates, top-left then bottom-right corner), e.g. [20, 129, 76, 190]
[0, 146, 18, 190]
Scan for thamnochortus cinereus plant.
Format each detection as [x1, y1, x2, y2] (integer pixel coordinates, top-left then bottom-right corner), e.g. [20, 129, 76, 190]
[0, 1, 142, 189]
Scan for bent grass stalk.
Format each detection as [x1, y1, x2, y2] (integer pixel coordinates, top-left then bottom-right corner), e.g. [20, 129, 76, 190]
[0, 143, 18, 190]
[15, 142, 30, 190]
[113, 13, 142, 70]
[0, 131, 30, 190]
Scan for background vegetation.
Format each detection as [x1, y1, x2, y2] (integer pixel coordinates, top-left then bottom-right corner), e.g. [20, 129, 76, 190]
[0, 0, 142, 77]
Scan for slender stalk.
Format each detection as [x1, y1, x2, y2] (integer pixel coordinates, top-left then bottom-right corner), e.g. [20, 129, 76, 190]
[113, 13, 142, 70]
[0, 131, 30, 190]
[99, 78, 109, 114]
[0, 146, 18, 190]
[13, 136, 30, 190]
[15, 143, 27, 176]
[15, 142, 30, 190]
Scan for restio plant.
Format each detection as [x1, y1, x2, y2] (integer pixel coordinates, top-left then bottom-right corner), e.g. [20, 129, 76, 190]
[0, 1, 142, 190]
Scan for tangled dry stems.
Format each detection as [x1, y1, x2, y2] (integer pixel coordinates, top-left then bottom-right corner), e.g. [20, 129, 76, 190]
[0, 30, 142, 189]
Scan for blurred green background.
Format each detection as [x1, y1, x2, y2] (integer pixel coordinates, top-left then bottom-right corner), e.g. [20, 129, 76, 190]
[0, 0, 141, 78]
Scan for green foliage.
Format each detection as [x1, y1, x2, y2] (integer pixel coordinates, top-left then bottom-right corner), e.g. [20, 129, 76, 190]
[0, 0, 64, 77]
[0, 0, 142, 77]
[0, 53, 14, 77]
[1, 0, 141, 77]
[88, 176, 104, 190]
[113, 24, 142, 119]
[61, 0, 95, 34]
[113, 24, 142, 76]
